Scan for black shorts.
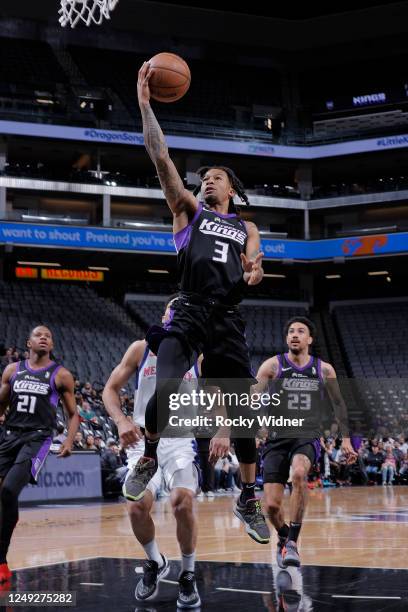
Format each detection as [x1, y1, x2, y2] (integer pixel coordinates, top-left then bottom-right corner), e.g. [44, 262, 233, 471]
[147, 293, 255, 381]
[0, 428, 52, 484]
[262, 438, 321, 485]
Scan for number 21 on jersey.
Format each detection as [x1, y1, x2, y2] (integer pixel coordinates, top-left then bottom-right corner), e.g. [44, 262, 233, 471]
[16, 395, 37, 414]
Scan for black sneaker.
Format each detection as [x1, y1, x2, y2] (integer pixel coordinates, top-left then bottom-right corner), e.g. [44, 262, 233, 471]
[234, 498, 270, 544]
[277, 536, 286, 568]
[123, 457, 157, 501]
[135, 554, 170, 601]
[177, 571, 201, 609]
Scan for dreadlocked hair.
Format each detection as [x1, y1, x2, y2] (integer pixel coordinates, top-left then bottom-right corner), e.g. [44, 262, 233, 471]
[192, 166, 250, 214]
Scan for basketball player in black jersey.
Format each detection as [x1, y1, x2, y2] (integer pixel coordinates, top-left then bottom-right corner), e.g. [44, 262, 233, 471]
[256, 317, 357, 568]
[0, 325, 79, 585]
[123, 61, 269, 545]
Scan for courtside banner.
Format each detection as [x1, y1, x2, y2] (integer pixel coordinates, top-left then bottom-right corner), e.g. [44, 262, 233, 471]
[1, 119, 408, 159]
[1, 221, 407, 260]
[20, 453, 102, 502]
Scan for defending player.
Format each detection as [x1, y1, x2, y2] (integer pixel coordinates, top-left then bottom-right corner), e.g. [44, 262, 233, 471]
[0, 326, 79, 584]
[103, 297, 229, 608]
[125, 61, 269, 545]
[256, 317, 357, 568]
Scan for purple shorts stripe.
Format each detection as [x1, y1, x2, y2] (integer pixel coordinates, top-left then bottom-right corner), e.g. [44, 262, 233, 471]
[31, 436, 52, 481]
[163, 307, 175, 330]
[313, 438, 321, 463]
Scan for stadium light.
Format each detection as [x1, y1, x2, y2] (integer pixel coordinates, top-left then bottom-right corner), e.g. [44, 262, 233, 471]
[368, 271, 388, 276]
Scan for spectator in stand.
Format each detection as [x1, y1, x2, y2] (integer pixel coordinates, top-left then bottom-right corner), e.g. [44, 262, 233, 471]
[398, 435, 408, 454]
[381, 447, 396, 486]
[85, 434, 97, 451]
[53, 423, 67, 444]
[94, 433, 105, 454]
[79, 400, 96, 421]
[82, 381, 93, 402]
[1, 348, 14, 369]
[399, 452, 408, 479]
[73, 431, 85, 451]
[393, 441, 404, 472]
[364, 444, 384, 483]
[100, 439, 127, 498]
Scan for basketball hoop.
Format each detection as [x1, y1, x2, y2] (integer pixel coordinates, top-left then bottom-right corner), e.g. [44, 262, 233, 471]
[59, 0, 119, 28]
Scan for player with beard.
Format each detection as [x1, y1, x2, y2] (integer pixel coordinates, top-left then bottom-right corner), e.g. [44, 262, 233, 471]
[255, 317, 357, 567]
[0, 326, 79, 586]
[118, 61, 270, 545]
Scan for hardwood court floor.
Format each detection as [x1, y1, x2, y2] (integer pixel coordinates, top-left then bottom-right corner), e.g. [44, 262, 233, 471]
[10, 486, 408, 571]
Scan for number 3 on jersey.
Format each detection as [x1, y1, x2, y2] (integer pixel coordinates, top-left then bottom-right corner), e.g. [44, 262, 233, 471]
[212, 240, 229, 263]
[16, 395, 37, 414]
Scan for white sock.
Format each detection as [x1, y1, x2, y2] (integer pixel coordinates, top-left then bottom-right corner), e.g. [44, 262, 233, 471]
[143, 539, 163, 566]
[181, 551, 195, 573]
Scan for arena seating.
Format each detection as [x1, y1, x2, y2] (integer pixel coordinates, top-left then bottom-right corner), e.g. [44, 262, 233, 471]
[0, 37, 67, 90]
[68, 46, 279, 126]
[333, 300, 408, 432]
[0, 281, 143, 385]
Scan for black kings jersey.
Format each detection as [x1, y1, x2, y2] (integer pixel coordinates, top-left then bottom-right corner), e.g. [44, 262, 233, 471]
[7, 360, 62, 431]
[174, 204, 248, 303]
[271, 353, 326, 440]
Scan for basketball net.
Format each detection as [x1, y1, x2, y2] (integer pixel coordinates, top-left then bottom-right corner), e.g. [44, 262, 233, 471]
[59, 0, 119, 28]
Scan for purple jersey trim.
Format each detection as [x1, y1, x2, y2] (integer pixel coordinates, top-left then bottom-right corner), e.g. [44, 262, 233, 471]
[136, 345, 150, 391]
[31, 436, 52, 481]
[284, 353, 314, 372]
[49, 365, 63, 408]
[317, 358, 324, 382]
[276, 354, 283, 378]
[173, 204, 203, 253]
[25, 359, 55, 374]
[9, 361, 21, 386]
[209, 209, 237, 218]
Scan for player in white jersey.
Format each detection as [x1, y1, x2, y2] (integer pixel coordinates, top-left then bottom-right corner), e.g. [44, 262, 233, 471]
[103, 296, 229, 609]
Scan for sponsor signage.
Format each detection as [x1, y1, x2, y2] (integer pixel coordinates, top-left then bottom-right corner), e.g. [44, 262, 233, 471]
[2, 222, 407, 260]
[1, 119, 408, 159]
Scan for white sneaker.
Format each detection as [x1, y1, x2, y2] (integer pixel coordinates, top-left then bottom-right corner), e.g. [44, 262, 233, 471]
[205, 491, 215, 498]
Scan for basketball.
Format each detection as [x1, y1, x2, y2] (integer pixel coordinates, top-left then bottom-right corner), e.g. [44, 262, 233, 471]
[148, 52, 191, 103]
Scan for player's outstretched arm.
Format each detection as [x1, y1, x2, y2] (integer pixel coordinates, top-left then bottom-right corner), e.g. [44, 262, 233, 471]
[56, 368, 80, 457]
[241, 221, 264, 286]
[102, 341, 145, 448]
[253, 356, 279, 393]
[0, 363, 17, 415]
[137, 62, 197, 219]
[322, 362, 357, 462]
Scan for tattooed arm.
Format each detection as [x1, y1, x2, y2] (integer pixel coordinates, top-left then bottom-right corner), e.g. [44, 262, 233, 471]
[241, 221, 264, 285]
[252, 356, 280, 394]
[138, 62, 197, 225]
[322, 362, 357, 462]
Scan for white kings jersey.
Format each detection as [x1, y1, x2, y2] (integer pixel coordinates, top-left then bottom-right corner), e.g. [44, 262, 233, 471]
[133, 345, 199, 429]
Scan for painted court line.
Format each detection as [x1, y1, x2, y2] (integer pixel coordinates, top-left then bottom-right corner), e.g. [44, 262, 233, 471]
[217, 587, 272, 595]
